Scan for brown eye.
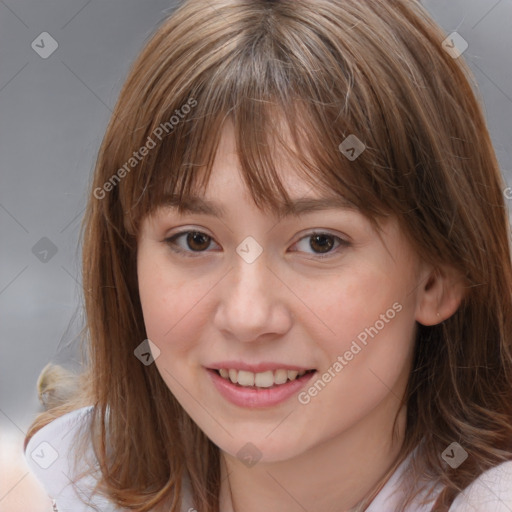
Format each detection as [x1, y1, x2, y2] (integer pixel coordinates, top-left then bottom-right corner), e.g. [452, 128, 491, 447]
[309, 234, 335, 253]
[291, 232, 349, 259]
[165, 230, 218, 257]
[186, 231, 211, 251]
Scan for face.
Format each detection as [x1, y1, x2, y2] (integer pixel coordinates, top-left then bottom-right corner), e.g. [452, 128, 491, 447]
[137, 121, 428, 463]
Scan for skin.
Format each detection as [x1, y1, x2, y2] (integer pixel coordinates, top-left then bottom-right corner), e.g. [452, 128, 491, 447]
[137, 121, 463, 511]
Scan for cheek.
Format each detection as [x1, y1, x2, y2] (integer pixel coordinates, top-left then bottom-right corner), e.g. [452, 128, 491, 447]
[294, 269, 416, 433]
[310, 266, 409, 351]
[306, 266, 418, 413]
[137, 255, 213, 355]
[138, 260, 172, 340]
[314, 268, 416, 395]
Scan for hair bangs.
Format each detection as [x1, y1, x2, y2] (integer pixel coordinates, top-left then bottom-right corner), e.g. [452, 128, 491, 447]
[120, 20, 396, 237]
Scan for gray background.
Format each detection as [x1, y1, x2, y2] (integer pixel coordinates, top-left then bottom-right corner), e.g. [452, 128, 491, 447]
[0, 0, 511, 500]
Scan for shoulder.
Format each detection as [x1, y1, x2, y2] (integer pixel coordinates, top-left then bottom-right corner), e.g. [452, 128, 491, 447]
[368, 449, 512, 512]
[24, 405, 120, 512]
[24, 405, 94, 497]
[366, 451, 441, 512]
[449, 460, 512, 511]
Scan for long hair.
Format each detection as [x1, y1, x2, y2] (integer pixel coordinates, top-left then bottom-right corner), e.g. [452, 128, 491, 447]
[25, 0, 512, 510]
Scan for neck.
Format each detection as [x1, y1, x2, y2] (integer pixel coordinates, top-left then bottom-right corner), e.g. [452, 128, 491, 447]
[219, 400, 408, 512]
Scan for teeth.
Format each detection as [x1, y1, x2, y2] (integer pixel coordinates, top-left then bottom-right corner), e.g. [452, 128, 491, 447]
[217, 368, 311, 388]
[237, 370, 255, 386]
[254, 371, 274, 388]
[274, 369, 288, 385]
[287, 370, 299, 380]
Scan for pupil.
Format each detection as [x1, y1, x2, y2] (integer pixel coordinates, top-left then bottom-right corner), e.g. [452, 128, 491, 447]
[187, 232, 210, 251]
[184, 233, 334, 253]
[311, 234, 333, 253]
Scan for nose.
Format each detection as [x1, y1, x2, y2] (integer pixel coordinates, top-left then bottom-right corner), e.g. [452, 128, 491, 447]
[213, 251, 293, 343]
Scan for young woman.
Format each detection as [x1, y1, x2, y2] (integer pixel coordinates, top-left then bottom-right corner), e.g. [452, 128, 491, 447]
[24, 0, 512, 510]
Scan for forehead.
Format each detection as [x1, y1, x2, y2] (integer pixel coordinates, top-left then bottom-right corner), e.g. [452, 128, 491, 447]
[158, 193, 358, 221]
[162, 120, 358, 219]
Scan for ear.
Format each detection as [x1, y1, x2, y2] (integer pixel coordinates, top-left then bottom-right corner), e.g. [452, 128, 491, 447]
[415, 264, 466, 326]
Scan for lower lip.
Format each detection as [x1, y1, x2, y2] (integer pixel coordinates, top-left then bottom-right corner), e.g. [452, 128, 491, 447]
[206, 368, 317, 408]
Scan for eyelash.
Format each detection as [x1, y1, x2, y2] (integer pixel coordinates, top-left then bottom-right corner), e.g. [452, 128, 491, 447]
[163, 230, 350, 260]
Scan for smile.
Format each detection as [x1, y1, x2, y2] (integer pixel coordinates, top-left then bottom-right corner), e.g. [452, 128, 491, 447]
[216, 368, 314, 388]
[206, 366, 317, 408]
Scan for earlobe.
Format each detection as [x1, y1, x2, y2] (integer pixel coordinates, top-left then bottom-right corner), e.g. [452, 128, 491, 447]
[415, 265, 465, 326]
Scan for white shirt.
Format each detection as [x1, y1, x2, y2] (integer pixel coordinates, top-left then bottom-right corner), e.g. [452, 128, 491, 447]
[25, 406, 512, 511]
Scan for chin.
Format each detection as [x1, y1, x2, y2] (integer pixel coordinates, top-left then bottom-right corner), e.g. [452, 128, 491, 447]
[211, 429, 310, 465]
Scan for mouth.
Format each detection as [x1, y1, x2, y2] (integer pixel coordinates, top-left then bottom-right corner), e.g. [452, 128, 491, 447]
[211, 368, 317, 389]
[206, 366, 317, 408]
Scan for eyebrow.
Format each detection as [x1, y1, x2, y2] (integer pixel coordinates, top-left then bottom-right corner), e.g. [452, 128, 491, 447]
[160, 194, 357, 218]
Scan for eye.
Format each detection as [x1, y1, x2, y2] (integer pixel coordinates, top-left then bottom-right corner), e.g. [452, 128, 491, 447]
[164, 230, 219, 257]
[291, 232, 349, 259]
[164, 230, 349, 259]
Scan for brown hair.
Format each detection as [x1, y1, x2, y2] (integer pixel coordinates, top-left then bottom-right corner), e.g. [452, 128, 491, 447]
[25, 0, 512, 510]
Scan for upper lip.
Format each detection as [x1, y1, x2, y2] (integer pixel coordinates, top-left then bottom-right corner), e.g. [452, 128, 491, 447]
[207, 361, 315, 373]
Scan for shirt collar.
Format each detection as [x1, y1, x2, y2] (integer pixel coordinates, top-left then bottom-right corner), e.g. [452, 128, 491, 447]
[366, 447, 442, 512]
